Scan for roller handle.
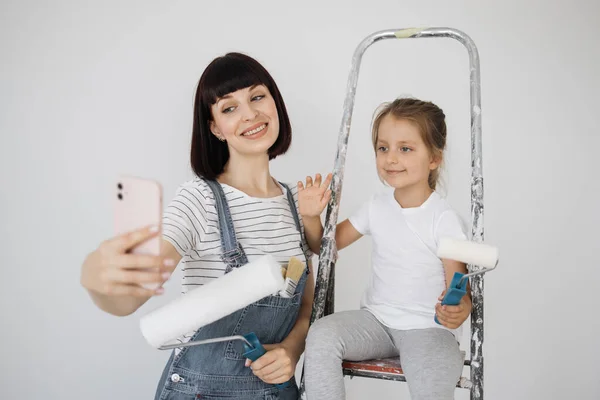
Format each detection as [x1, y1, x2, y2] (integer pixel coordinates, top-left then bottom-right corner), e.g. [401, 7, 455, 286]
[434, 272, 468, 325]
[242, 332, 291, 390]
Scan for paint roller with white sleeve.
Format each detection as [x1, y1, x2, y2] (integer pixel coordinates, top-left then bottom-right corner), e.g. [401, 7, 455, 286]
[437, 238, 499, 270]
[435, 238, 499, 325]
[140, 254, 285, 349]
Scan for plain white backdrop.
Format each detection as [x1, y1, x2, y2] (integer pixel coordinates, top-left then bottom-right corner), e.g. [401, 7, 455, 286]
[1, 0, 599, 399]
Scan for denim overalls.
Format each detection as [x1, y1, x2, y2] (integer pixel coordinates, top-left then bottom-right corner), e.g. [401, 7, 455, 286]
[154, 179, 309, 400]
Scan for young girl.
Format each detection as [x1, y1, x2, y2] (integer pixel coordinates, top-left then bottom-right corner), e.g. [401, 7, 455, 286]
[80, 53, 314, 400]
[299, 98, 472, 400]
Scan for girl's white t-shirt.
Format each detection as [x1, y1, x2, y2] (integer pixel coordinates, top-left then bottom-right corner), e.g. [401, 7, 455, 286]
[349, 190, 467, 341]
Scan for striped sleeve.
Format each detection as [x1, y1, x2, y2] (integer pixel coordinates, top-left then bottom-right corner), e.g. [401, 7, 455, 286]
[162, 182, 210, 256]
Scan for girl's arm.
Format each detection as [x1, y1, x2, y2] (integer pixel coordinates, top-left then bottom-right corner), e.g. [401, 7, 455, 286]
[302, 215, 324, 254]
[301, 217, 363, 253]
[442, 258, 468, 295]
[335, 219, 363, 250]
[435, 258, 472, 329]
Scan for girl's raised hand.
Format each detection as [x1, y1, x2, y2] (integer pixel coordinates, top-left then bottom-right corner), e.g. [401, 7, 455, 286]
[297, 173, 332, 218]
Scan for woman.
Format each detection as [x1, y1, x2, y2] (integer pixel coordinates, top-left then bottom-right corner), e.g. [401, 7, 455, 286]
[80, 52, 318, 400]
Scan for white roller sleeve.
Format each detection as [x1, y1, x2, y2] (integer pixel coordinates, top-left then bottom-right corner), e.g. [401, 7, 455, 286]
[437, 238, 499, 269]
[140, 254, 284, 348]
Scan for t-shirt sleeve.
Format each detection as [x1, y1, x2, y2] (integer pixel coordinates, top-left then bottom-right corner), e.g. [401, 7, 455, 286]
[162, 184, 205, 256]
[348, 198, 372, 236]
[434, 209, 468, 248]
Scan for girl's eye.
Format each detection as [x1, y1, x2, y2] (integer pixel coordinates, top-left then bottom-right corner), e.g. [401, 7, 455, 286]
[377, 146, 388, 152]
[400, 147, 412, 152]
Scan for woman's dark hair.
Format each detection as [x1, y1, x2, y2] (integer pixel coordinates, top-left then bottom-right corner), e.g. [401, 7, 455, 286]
[190, 52, 292, 180]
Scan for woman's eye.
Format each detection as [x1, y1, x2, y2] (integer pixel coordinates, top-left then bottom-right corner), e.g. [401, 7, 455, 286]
[222, 106, 235, 114]
[252, 95, 265, 101]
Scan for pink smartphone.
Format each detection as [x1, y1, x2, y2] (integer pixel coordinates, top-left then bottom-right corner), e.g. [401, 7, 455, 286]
[114, 175, 163, 256]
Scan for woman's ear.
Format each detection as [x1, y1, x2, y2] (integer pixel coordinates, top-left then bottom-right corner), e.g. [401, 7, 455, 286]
[210, 121, 225, 142]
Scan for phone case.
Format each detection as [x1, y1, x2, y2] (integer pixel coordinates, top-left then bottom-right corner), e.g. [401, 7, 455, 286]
[114, 175, 163, 256]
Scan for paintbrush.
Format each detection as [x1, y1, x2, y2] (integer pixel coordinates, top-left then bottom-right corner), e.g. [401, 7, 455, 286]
[279, 257, 306, 298]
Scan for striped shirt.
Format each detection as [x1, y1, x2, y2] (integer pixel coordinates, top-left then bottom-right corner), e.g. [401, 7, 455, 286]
[162, 177, 312, 346]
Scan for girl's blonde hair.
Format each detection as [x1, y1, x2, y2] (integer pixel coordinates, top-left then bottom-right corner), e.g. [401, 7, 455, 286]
[371, 97, 447, 190]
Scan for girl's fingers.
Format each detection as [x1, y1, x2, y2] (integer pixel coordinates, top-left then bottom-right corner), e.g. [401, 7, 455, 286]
[314, 173, 322, 187]
[436, 305, 464, 324]
[436, 313, 449, 326]
[323, 173, 333, 189]
[441, 304, 465, 314]
[321, 190, 332, 207]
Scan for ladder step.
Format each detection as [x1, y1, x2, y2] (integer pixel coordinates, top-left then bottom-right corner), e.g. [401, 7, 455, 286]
[342, 352, 471, 388]
[342, 358, 405, 381]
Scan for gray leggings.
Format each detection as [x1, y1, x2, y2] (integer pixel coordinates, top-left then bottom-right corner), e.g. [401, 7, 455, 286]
[304, 310, 463, 400]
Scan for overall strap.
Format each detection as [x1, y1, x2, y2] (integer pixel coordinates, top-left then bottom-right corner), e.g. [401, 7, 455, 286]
[279, 182, 302, 233]
[280, 181, 312, 274]
[203, 179, 248, 266]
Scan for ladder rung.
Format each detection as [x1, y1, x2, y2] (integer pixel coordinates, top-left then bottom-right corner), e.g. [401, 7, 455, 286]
[342, 352, 471, 388]
[342, 358, 405, 381]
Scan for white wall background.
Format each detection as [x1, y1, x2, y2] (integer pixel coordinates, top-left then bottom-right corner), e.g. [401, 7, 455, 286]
[1, 0, 599, 399]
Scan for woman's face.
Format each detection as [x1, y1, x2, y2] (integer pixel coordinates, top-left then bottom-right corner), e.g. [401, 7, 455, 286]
[210, 84, 279, 158]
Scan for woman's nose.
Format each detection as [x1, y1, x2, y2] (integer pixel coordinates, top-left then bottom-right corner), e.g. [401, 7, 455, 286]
[241, 103, 259, 121]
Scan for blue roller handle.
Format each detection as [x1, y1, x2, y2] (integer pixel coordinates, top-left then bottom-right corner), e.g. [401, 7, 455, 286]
[242, 332, 291, 390]
[435, 272, 468, 325]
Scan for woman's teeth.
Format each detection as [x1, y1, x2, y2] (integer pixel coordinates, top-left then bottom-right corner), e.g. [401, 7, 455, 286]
[242, 124, 266, 136]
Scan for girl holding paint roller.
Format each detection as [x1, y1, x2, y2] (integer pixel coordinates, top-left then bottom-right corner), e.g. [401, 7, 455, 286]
[299, 98, 472, 399]
[80, 53, 315, 399]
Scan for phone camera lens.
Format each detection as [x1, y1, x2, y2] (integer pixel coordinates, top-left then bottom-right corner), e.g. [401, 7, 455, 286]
[117, 193, 123, 200]
[117, 183, 123, 190]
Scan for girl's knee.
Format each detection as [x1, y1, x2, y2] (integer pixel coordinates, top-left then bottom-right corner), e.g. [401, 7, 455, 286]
[305, 317, 344, 353]
[404, 359, 462, 400]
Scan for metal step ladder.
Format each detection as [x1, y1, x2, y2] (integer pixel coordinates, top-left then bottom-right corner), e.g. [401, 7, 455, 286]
[299, 27, 486, 400]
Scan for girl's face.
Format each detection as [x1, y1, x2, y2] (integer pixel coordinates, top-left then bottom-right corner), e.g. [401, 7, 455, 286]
[375, 115, 440, 191]
[210, 84, 279, 158]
